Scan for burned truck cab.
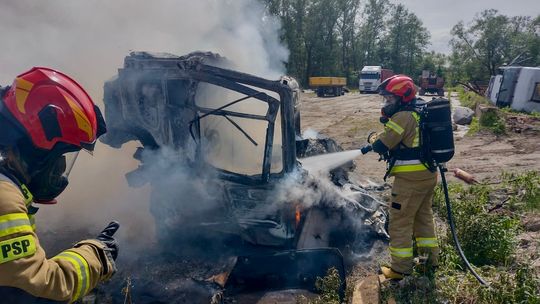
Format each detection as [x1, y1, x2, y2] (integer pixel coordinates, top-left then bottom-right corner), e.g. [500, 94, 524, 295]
[102, 51, 302, 248]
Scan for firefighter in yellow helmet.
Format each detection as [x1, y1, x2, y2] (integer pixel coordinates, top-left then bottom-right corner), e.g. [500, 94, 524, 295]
[0, 67, 118, 302]
[360, 75, 439, 279]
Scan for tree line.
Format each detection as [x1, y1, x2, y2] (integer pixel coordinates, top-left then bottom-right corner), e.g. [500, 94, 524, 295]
[262, 0, 540, 87]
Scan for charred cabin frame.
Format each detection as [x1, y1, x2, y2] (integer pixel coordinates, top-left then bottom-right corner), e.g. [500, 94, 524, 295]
[101, 52, 356, 298]
[102, 52, 304, 248]
[103, 52, 297, 185]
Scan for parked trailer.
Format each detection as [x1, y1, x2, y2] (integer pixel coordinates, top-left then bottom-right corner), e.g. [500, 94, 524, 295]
[486, 66, 540, 113]
[309, 77, 346, 97]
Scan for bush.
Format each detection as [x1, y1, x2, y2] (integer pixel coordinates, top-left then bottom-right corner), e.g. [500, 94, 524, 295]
[457, 87, 489, 110]
[436, 263, 540, 304]
[479, 108, 506, 134]
[458, 213, 518, 266]
[433, 182, 519, 266]
[502, 171, 540, 212]
[297, 268, 341, 304]
[467, 117, 481, 135]
[382, 171, 540, 304]
[467, 109, 506, 135]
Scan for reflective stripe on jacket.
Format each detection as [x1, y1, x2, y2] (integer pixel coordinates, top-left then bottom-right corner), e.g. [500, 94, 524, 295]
[391, 159, 428, 174]
[378, 111, 430, 176]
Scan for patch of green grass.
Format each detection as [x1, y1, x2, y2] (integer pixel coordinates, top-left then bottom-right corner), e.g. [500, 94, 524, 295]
[467, 109, 506, 135]
[433, 182, 519, 266]
[479, 108, 506, 134]
[502, 171, 540, 212]
[500, 106, 540, 119]
[457, 87, 490, 110]
[431, 171, 539, 302]
[380, 171, 540, 303]
[467, 117, 481, 135]
[457, 213, 519, 266]
[297, 267, 341, 304]
[435, 261, 540, 304]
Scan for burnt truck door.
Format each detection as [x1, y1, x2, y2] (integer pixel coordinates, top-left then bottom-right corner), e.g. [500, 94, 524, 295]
[183, 62, 297, 184]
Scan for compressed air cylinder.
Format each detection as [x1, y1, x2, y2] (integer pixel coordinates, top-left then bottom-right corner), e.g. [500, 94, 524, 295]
[424, 98, 455, 163]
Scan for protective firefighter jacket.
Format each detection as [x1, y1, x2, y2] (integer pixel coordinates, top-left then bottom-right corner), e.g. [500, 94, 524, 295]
[378, 111, 436, 179]
[0, 179, 115, 303]
[377, 110, 439, 275]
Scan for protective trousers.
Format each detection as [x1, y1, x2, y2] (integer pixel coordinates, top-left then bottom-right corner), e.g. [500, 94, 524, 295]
[388, 176, 439, 274]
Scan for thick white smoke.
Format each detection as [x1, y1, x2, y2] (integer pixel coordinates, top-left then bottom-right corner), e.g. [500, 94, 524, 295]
[0, 0, 288, 88]
[0, 0, 289, 250]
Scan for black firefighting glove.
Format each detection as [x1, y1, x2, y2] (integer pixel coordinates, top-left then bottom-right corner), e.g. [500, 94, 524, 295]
[96, 221, 120, 260]
[360, 144, 373, 155]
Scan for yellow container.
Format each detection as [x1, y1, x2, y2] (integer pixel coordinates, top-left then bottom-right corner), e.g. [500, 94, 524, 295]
[309, 77, 346, 87]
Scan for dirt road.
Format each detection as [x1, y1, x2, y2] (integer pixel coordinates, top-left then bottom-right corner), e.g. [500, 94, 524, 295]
[298, 92, 540, 184]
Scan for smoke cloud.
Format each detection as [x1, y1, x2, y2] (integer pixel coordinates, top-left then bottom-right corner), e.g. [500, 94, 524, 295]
[0, 0, 289, 252]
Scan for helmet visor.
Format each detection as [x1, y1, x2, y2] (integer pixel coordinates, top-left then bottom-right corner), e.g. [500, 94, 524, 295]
[62, 151, 80, 179]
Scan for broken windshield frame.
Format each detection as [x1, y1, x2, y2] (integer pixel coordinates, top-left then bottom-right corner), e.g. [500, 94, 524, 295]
[192, 92, 279, 182]
[177, 61, 295, 184]
[188, 91, 266, 147]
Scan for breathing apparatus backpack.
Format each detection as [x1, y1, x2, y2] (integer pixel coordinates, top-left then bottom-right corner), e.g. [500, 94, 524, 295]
[419, 98, 488, 286]
[414, 97, 455, 170]
[391, 98, 488, 286]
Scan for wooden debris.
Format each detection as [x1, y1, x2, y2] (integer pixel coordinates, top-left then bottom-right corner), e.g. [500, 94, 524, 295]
[352, 275, 380, 304]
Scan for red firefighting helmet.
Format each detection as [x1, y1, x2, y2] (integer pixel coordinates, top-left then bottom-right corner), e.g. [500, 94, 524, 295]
[1, 67, 106, 152]
[378, 74, 417, 103]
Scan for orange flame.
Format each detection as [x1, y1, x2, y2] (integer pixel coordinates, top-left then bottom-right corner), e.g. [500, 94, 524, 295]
[295, 206, 301, 228]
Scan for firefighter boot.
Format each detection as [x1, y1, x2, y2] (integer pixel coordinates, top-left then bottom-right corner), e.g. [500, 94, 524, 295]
[380, 266, 405, 280]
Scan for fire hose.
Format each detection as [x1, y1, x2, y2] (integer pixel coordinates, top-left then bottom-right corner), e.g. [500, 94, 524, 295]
[438, 164, 489, 286]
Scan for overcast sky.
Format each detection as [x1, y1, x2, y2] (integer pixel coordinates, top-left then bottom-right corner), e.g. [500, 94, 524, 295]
[395, 0, 539, 53]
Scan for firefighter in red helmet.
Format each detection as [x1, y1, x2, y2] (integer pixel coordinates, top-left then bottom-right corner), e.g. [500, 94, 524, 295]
[361, 75, 439, 279]
[0, 67, 118, 302]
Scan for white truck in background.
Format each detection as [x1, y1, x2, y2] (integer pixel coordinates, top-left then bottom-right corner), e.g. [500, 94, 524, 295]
[358, 66, 393, 93]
